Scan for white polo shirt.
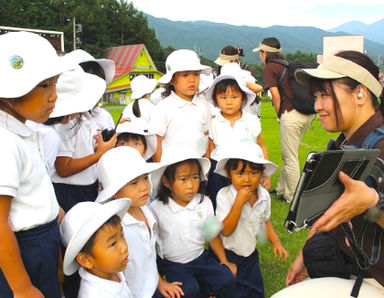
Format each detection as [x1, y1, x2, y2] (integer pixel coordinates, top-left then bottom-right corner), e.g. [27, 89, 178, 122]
[209, 111, 261, 161]
[51, 113, 98, 185]
[122, 206, 159, 298]
[216, 185, 270, 257]
[78, 267, 132, 298]
[149, 195, 214, 264]
[92, 106, 115, 131]
[122, 98, 155, 127]
[0, 111, 59, 232]
[150, 91, 211, 157]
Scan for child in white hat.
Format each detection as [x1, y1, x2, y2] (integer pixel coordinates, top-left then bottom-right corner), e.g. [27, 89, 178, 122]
[205, 62, 271, 209]
[150, 49, 212, 161]
[121, 75, 157, 126]
[0, 31, 75, 297]
[60, 198, 132, 298]
[214, 143, 288, 297]
[149, 146, 236, 297]
[95, 146, 184, 298]
[66, 49, 116, 131]
[115, 117, 157, 161]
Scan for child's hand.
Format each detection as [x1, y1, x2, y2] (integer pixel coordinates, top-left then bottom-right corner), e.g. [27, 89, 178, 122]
[158, 278, 184, 298]
[272, 241, 289, 261]
[261, 176, 271, 190]
[222, 261, 237, 276]
[14, 284, 44, 298]
[236, 186, 255, 205]
[94, 131, 116, 156]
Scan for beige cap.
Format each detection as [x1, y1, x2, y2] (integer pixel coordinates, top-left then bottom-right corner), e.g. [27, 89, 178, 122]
[295, 55, 383, 97]
[214, 53, 239, 66]
[252, 43, 282, 53]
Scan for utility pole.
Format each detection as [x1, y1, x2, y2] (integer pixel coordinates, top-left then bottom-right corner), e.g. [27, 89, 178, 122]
[72, 17, 82, 50]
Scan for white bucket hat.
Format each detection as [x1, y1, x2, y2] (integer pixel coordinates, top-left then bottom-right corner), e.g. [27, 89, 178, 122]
[0, 31, 76, 98]
[65, 49, 116, 84]
[130, 75, 157, 100]
[214, 143, 278, 178]
[60, 198, 131, 275]
[95, 146, 163, 203]
[158, 49, 212, 84]
[205, 63, 256, 107]
[150, 145, 211, 192]
[116, 121, 157, 160]
[49, 66, 106, 118]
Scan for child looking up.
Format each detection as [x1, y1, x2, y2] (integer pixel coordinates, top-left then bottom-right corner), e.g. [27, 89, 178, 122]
[215, 143, 289, 297]
[206, 62, 270, 208]
[60, 199, 132, 298]
[115, 120, 157, 161]
[150, 146, 236, 297]
[0, 31, 75, 297]
[95, 146, 183, 298]
[151, 49, 212, 161]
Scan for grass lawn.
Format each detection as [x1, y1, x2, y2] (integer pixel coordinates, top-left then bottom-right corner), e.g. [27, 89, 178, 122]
[107, 100, 338, 297]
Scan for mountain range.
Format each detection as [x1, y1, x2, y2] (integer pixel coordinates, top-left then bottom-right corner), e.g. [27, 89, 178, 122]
[146, 14, 384, 66]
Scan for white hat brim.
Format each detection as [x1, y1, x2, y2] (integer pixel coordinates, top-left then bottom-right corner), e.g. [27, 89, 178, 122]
[62, 199, 131, 275]
[131, 79, 157, 99]
[158, 66, 212, 84]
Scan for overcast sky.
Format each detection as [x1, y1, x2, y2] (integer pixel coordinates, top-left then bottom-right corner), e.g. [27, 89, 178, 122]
[130, 0, 383, 30]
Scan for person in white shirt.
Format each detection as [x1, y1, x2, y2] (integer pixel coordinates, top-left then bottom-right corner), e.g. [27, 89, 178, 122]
[0, 31, 75, 298]
[205, 63, 270, 209]
[95, 146, 183, 298]
[149, 146, 236, 297]
[215, 143, 289, 297]
[121, 75, 157, 126]
[60, 198, 132, 298]
[151, 49, 212, 162]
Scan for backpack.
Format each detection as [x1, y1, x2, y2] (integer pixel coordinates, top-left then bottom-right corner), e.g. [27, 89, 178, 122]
[272, 59, 318, 115]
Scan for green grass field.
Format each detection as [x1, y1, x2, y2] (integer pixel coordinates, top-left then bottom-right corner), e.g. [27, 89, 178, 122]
[107, 100, 338, 297]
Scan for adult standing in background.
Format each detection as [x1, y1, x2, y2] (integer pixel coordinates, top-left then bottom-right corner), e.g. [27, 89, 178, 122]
[254, 37, 315, 202]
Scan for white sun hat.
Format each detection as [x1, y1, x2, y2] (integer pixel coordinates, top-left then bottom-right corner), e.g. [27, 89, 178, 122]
[130, 75, 157, 100]
[0, 31, 76, 98]
[158, 49, 212, 84]
[115, 120, 157, 160]
[150, 145, 211, 192]
[95, 146, 163, 203]
[205, 63, 256, 108]
[60, 198, 131, 275]
[65, 49, 116, 84]
[214, 143, 278, 178]
[49, 66, 106, 118]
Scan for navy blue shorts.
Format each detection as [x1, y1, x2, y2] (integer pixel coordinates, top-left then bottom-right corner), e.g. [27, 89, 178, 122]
[0, 218, 61, 298]
[223, 248, 264, 298]
[157, 250, 235, 298]
[53, 180, 99, 212]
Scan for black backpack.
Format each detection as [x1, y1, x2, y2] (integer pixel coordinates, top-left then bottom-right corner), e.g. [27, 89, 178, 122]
[272, 59, 318, 115]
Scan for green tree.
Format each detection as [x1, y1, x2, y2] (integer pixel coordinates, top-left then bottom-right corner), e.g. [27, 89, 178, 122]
[286, 51, 317, 63]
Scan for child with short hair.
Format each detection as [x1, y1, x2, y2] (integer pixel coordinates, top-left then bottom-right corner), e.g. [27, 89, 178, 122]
[215, 143, 289, 297]
[150, 146, 236, 297]
[206, 62, 270, 208]
[115, 120, 157, 161]
[120, 75, 157, 126]
[0, 31, 75, 297]
[60, 198, 132, 298]
[151, 49, 212, 161]
[95, 146, 184, 298]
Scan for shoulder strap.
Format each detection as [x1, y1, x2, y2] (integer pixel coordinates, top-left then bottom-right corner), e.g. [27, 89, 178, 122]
[361, 127, 384, 149]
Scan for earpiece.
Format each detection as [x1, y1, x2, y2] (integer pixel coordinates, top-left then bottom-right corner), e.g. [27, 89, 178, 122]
[358, 88, 364, 99]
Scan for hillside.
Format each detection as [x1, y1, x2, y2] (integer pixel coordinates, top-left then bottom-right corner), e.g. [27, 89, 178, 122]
[146, 15, 384, 65]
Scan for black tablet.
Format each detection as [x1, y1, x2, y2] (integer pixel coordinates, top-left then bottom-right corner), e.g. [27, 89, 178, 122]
[285, 149, 380, 232]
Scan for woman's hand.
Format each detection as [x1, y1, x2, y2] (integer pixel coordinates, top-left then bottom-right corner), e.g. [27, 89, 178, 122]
[261, 176, 271, 190]
[285, 253, 307, 287]
[312, 171, 376, 232]
[14, 284, 44, 298]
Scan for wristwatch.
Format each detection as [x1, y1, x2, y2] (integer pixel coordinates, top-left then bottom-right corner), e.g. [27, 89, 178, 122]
[364, 191, 384, 223]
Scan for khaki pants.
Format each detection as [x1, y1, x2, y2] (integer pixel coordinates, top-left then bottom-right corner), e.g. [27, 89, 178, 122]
[276, 110, 315, 201]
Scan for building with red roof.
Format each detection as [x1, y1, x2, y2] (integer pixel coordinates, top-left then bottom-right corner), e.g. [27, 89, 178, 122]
[105, 44, 163, 103]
